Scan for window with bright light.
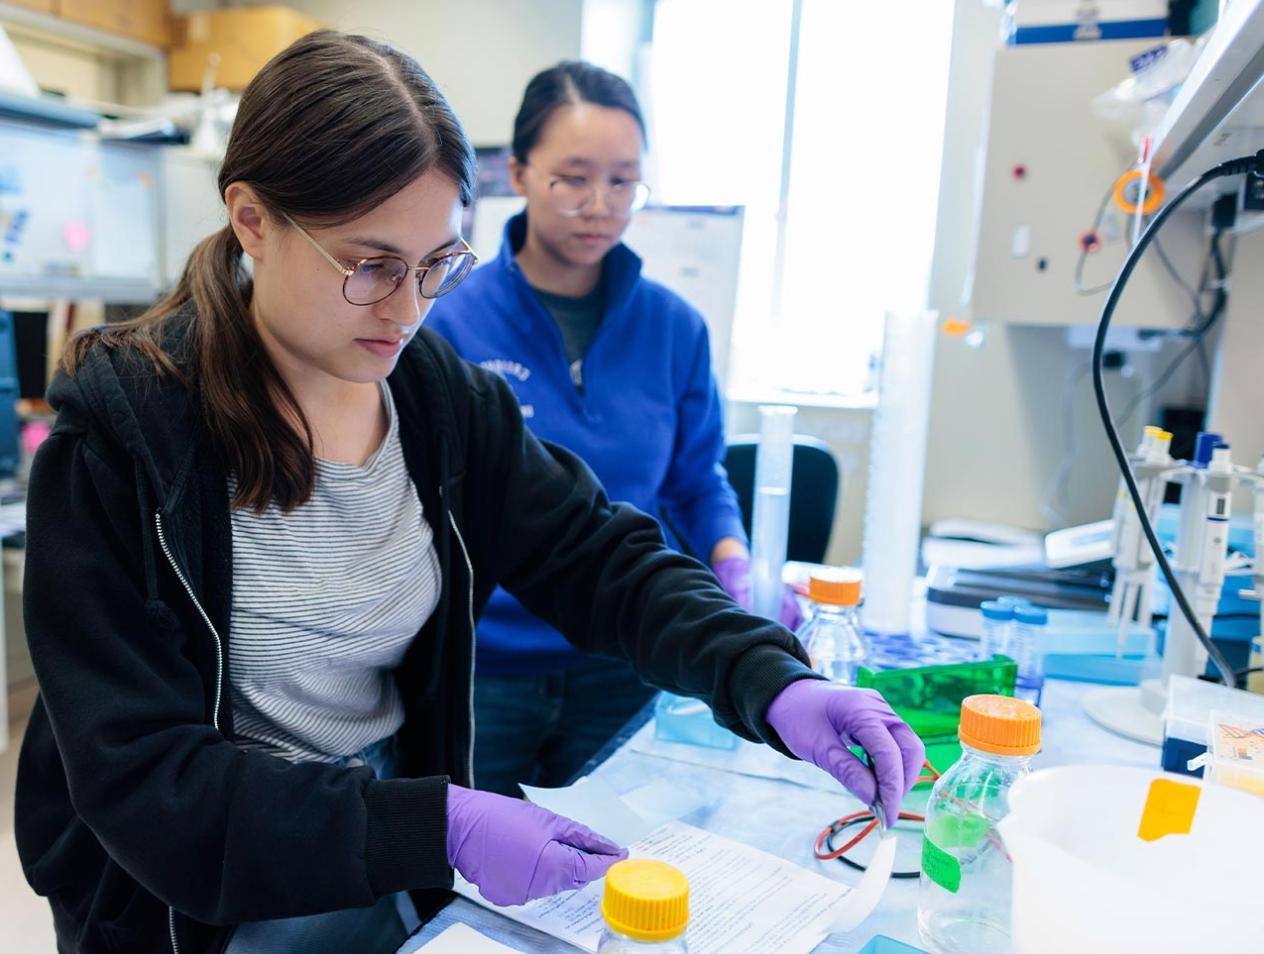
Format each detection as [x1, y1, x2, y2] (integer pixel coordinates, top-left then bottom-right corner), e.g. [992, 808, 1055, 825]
[647, 0, 955, 400]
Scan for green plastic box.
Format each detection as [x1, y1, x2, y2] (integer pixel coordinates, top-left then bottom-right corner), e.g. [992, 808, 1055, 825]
[856, 655, 1018, 779]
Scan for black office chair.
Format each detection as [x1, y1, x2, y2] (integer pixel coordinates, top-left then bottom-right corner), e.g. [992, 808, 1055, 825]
[723, 435, 841, 565]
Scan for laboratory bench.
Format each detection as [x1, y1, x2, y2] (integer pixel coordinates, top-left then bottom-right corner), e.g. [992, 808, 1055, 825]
[399, 676, 1157, 953]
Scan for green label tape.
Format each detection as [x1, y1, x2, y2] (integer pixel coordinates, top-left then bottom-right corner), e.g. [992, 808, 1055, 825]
[921, 835, 961, 894]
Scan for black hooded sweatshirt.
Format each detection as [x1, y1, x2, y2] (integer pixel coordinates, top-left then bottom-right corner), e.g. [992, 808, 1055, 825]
[14, 314, 816, 953]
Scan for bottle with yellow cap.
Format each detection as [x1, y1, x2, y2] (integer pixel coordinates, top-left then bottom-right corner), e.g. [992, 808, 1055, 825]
[917, 694, 1041, 954]
[794, 568, 868, 684]
[597, 859, 689, 952]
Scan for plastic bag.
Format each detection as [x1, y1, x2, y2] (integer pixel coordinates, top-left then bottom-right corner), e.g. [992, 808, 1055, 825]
[1093, 38, 1203, 147]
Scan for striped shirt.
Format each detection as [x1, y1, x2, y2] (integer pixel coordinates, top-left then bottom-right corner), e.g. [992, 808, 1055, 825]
[227, 384, 441, 763]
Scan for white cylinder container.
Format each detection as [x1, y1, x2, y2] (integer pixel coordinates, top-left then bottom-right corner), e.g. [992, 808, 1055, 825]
[861, 311, 936, 636]
[750, 404, 796, 621]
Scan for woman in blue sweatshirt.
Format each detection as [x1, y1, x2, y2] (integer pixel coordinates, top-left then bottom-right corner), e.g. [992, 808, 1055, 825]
[429, 62, 800, 796]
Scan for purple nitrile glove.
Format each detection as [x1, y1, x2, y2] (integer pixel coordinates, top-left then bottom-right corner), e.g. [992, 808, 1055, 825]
[765, 678, 925, 819]
[446, 785, 627, 906]
[713, 554, 803, 630]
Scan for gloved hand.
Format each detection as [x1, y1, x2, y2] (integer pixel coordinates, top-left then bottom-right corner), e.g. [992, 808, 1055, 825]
[765, 678, 925, 819]
[713, 554, 803, 630]
[446, 785, 627, 906]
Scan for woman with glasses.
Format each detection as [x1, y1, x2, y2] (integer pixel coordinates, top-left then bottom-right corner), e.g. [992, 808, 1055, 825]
[429, 62, 803, 797]
[16, 33, 923, 954]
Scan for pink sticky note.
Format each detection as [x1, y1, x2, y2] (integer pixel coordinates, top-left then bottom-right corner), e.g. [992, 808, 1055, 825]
[22, 421, 50, 456]
[63, 221, 91, 253]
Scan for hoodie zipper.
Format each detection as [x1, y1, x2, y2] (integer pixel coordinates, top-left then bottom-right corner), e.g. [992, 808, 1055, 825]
[439, 486, 477, 785]
[154, 511, 224, 730]
[151, 497, 468, 949]
[154, 510, 225, 954]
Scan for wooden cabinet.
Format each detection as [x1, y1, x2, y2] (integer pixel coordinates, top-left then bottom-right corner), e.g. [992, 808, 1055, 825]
[168, 5, 323, 91]
[5, 0, 57, 14]
[55, 0, 170, 48]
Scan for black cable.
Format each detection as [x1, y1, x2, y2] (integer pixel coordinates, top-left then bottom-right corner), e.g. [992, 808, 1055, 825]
[1074, 172, 1128, 296]
[1041, 359, 1092, 527]
[1152, 235, 1205, 321]
[823, 816, 921, 880]
[1169, 231, 1227, 340]
[1117, 230, 1228, 429]
[1092, 151, 1264, 687]
[1174, 232, 1227, 340]
[1150, 612, 1262, 624]
[1119, 338, 1203, 429]
[1195, 336, 1211, 386]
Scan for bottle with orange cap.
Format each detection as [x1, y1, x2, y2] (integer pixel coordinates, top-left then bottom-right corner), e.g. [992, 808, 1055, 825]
[794, 569, 868, 684]
[917, 694, 1042, 954]
[597, 858, 689, 952]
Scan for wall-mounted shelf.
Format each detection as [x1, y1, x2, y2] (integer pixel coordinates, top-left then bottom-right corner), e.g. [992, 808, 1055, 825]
[1152, 0, 1264, 221]
[0, 2, 167, 58]
[0, 275, 157, 303]
[0, 88, 98, 128]
[0, 2, 169, 107]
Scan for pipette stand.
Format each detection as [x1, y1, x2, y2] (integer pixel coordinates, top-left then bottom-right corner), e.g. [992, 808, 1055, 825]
[1086, 442, 1260, 745]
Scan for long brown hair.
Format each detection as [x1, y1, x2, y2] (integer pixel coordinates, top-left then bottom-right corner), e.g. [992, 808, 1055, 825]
[63, 30, 475, 513]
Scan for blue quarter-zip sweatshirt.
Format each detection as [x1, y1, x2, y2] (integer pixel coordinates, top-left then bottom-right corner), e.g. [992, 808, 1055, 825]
[428, 213, 746, 672]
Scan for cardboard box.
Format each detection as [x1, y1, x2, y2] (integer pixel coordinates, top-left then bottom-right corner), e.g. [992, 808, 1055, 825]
[56, 0, 170, 48]
[168, 5, 323, 92]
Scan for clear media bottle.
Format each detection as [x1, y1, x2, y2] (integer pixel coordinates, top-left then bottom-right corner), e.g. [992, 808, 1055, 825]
[597, 859, 689, 953]
[918, 695, 1041, 954]
[795, 570, 868, 684]
[977, 600, 1014, 662]
[1010, 605, 1047, 706]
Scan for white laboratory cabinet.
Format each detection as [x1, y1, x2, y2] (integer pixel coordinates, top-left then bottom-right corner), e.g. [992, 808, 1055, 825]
[0, 119, 163, 303]
[157, 147, 225, 290]
[970, 40, 1205, 329]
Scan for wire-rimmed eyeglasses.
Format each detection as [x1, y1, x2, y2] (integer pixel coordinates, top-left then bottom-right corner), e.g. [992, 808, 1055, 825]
[284, 213, 478, 306]
[546, 175, 651, 219]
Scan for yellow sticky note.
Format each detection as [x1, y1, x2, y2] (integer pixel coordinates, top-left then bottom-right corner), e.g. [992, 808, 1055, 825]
[1137, 778, 1201, 842]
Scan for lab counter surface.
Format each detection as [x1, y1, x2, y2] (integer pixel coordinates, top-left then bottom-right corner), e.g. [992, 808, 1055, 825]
[399, 677, 1157, 953]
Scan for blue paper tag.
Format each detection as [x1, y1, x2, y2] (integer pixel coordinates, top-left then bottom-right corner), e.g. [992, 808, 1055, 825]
[1130, 45, 1168, 73]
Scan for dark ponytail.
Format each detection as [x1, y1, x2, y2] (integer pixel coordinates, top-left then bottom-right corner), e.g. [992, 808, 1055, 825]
[187, 224, 315, 516]
[62, 30, 476, 513]
[512, 60, 646, 163]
